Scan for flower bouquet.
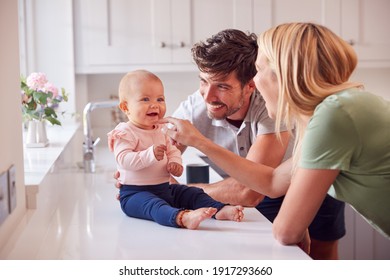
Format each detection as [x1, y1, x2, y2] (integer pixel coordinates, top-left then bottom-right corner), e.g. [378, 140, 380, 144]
[21, 72, 69, 147]
[21, 72, 68, 126]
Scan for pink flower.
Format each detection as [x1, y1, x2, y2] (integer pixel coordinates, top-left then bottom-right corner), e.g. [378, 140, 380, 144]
[21, 92, 31, 104]
[21, 72, 69, 126]
[43, 82, 59, 97]
[26, 72, 48, 91]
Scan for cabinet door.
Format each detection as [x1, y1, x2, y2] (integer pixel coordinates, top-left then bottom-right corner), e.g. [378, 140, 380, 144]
[75, 0, 267, 73]
[170, 0, 191, 64]
[341, 0, 390, 67]
[172, 0, 263, 64]
[188, 0, 255, 42]
[75, 0, 171, 69]
[340, 205, 390, 259]
[252, 0, 340, 33]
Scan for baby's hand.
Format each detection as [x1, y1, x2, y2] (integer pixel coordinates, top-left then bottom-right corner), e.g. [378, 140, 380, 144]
[153, 144, 166, 161]
[167, 162, 183, 177]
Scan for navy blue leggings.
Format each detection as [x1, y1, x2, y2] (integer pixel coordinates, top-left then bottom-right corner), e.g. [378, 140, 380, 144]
[119, 182, 225, 227]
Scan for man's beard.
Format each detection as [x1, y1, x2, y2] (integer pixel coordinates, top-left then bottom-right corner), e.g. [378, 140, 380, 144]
[206, 95, 245, 120]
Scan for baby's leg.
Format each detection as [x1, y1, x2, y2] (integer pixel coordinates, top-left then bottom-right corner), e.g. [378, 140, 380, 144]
[177, 207, 217, 230]
[215, 205, 244, 222]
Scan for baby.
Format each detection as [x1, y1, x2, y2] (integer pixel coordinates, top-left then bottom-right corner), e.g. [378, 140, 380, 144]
[107, 70, 244, 229]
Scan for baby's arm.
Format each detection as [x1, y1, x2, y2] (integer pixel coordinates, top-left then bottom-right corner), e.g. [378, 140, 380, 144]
[167, 162, 183, 177]
[153, 144, 167, 161]
[163, 132, 183, 177]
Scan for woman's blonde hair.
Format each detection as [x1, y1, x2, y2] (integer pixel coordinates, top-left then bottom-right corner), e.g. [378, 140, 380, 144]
[257, 22, 363, 170]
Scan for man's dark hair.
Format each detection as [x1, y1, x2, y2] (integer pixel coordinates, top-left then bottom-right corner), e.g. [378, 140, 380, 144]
[191, 29, 258, 87]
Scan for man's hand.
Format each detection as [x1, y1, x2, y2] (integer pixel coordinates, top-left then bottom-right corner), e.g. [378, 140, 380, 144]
[189, 177, 265, 207]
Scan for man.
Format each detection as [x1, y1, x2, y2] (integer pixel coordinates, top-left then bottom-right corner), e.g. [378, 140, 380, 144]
[116, 29, 345, 259]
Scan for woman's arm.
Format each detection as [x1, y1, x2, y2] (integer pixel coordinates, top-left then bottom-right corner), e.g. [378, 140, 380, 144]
[273, 168, 340, 245]
[187, 131, 291, 204]
[161, 117, 292, 197]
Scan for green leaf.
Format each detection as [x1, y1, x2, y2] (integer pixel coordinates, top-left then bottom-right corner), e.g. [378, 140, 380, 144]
[26, 101, 37, 111]
[33, 91, 51, 105]
[44, 107, 57, 118]
[61, 88, 69, 102]
[46, 116, 61, 126]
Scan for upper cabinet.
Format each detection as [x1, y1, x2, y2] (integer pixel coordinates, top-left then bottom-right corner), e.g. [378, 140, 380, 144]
[74, 0, 390, 74]
[253, 0, 341, 32]
[253, 0, 390, 68]
[340, 0, 390, 68]
[74, 0, 265, 73]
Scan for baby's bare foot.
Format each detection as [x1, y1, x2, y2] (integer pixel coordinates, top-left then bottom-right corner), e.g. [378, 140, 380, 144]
[180, 207, 217, 230]
[215, 205, 244, 222]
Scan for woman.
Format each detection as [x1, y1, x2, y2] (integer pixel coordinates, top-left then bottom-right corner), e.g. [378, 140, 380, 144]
[161, 22, 390, 248]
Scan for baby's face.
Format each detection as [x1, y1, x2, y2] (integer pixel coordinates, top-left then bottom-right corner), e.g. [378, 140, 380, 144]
[126, 79, 166, 129]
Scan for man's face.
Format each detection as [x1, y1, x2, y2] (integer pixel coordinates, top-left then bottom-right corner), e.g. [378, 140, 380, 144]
[198, 71, 252, 120]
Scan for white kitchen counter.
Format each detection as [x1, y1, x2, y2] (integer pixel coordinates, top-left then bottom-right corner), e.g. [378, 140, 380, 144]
[165, 147, 311, 259]
[3, 130, 310, 260]
[23, 120, 80, 208]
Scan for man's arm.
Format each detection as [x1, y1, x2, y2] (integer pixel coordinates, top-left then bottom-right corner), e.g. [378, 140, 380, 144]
[173, 143, 264, 206]
[192, 177, 264, 207]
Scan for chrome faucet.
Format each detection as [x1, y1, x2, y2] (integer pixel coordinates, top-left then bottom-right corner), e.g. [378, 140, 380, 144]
[82, 100, 119, 173]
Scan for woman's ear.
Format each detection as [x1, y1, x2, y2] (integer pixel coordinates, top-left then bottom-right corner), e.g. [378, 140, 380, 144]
[119, 101, 128, 113]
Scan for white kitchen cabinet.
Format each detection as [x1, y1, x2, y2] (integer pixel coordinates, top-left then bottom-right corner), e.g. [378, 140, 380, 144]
[340, 205, 390, 260]
[253, 0, 390, 68]
[74, 0, 267, 73]
[74, 0, 174, 72]
[252, 0, 341, 33]
[340, 0, 390, 67]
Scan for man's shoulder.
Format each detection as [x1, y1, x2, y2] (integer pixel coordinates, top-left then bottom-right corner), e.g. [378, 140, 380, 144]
[246, 91, 269, 120]
[249, 90, 266, 108]
[173, 90, 207, 119]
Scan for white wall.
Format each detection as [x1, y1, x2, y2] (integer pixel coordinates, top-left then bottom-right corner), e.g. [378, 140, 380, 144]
[352, 68, 390, 100]
[0, 0, 27, 250]
[21, 0, 76, 123]
[0, 0, 76, 251]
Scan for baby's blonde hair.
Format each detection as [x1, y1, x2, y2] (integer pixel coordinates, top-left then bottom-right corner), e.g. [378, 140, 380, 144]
[257, 22, 363, 170]
[118, 69, 162, 102]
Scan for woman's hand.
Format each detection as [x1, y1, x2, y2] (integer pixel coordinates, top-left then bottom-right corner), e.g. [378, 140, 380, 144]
[159, 117, 207, 148]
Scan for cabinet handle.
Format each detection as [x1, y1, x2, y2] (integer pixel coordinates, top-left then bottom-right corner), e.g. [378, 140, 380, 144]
[178, 41, 185, 48]
[348, 39, 355, 46]
[159, 42, 166, 48]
